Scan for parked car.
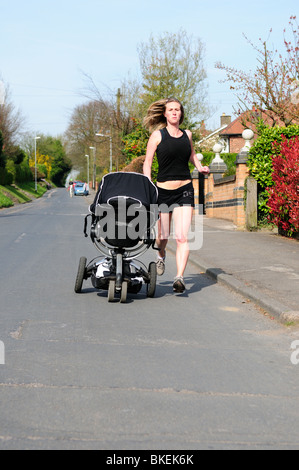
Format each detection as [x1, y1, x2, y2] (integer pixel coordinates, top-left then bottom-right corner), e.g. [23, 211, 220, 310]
[74, 182, 89, 196]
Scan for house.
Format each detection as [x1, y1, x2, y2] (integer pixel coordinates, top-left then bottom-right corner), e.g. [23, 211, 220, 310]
[198, 113, 231, 152]
[218, 114, 255, 153]
[199, 112, 257, 153]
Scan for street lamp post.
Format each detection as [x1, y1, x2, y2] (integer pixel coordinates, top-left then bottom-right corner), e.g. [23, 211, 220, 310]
[95, 133, 113, 173]
[34, 136, 40, 192]
[89, 146, 96, 190]
[85, 154, 89, 188]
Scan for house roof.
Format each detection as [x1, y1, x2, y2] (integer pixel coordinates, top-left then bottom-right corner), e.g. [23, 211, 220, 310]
[219, 109, 295, 137]
[219, 114, 249, 136]
[198, 125, 228, 144]
[198, 112, 253, 144]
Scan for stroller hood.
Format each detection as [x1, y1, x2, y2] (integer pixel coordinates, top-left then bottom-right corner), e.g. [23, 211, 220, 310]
[90, 172, 158, 213]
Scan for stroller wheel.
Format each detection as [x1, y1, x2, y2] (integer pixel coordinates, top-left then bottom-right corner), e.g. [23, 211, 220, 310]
[147, 262, 157, 298]
[120, 281, 128, 303]
[75, 257, 87, 293]
[108, 280, 116, 302]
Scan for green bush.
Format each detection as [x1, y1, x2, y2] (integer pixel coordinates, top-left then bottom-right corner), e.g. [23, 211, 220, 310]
[9, 147, 26, 165]
[122, 120, 149, 165]
[37, 164, 47, 178]
[15, 158, 33, 183]
[0, 167, 13, 185]
[50, 155, 72, 187]
[5, 160, 16, 182]
[201, 151, 236, 166]
[196, 152, 237, 176]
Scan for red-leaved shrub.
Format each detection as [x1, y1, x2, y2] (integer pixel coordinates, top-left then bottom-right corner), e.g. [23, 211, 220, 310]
[267, 136, 299, 236]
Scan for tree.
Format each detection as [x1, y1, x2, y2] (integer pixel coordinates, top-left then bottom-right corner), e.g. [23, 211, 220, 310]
[216, 16, 299, 127]
[65, 99, 127, 178]
[0, 82, 32, 184]
[118, 75, 144, 129]
[0, 81, 25, 155]
[50, 153, 72, 187]
[23, 134, 71, 186]
[68, 30, 209, 180]
[122, 119, 149, 165]
[80, 73, 134, 135]
[7, 146, 26, 165]
[77, 74, 141, 168]
[0, 130, 5, 168]
[79, 30, 209, 131]
[46, 138, 71, 187]
[65, 100, 108, 170]
[29, 150, 52, 178]
[138, 29, 209, 128]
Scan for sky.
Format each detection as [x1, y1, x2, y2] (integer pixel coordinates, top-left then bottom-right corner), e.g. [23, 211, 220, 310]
[0, 0, 297, 136]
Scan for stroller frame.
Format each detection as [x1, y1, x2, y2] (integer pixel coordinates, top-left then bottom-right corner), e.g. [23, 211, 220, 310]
[74, 172, 159, 303]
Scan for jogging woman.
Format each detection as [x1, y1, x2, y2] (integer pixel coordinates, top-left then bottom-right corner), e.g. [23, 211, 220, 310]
[143, 98, 210, 293]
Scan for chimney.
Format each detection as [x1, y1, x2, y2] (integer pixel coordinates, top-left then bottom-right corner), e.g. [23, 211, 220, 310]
[221, 113, 231, 127]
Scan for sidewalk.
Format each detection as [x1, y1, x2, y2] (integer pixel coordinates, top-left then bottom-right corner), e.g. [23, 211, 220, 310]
[169, 216, 299, 324]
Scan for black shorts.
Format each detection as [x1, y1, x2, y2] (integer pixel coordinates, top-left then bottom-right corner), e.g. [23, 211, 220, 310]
[157, 182, 195, 213]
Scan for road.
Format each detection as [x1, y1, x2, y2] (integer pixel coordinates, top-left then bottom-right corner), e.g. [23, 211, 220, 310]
[0, 188, 299, 450]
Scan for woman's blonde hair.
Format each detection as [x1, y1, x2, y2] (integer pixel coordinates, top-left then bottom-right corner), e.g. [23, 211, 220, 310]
[143, 97, 184, 133]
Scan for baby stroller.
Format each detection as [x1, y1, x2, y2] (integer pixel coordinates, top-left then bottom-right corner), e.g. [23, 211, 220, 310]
[74, 172, 159, 303]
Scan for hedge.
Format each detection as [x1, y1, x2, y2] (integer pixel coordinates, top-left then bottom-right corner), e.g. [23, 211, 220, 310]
[247, 125, 299, 221]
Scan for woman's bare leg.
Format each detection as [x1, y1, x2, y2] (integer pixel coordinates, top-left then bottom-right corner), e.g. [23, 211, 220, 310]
[156, 212, 172, 257]
[172, 206, 193, 278]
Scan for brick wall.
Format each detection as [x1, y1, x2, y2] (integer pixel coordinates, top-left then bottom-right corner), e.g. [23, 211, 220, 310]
[229, 136, 244, 153]
[196, 158, 250, 228]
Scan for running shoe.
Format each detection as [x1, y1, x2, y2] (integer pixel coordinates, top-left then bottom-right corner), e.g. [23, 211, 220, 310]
[156, 255, 166, 276]
[173, 276, 186, 293]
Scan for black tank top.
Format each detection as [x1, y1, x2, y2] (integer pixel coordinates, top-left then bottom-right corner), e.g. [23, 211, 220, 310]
[156, 127, 191, 182]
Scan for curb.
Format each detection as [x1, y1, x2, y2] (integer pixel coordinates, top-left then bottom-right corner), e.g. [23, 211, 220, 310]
[167, 241, 299, 325]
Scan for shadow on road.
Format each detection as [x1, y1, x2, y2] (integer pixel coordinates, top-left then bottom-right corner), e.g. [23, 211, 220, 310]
[75, 273, 216, 304]
[156, 273, 216, 299]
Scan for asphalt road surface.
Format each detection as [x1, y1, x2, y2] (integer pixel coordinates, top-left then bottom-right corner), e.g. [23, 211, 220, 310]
[1, 188, 299, 450]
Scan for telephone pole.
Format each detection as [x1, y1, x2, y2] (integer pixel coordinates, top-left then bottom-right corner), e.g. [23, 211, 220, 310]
[116, 88, 122, 126]
[116, 88, 122, 171]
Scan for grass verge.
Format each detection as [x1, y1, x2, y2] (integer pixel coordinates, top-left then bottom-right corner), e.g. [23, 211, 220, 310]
[0, 190, 14, 208]
[0, 185, 32, 203]
[0, 182, 48, 209]
[17, 182, 48, 198]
